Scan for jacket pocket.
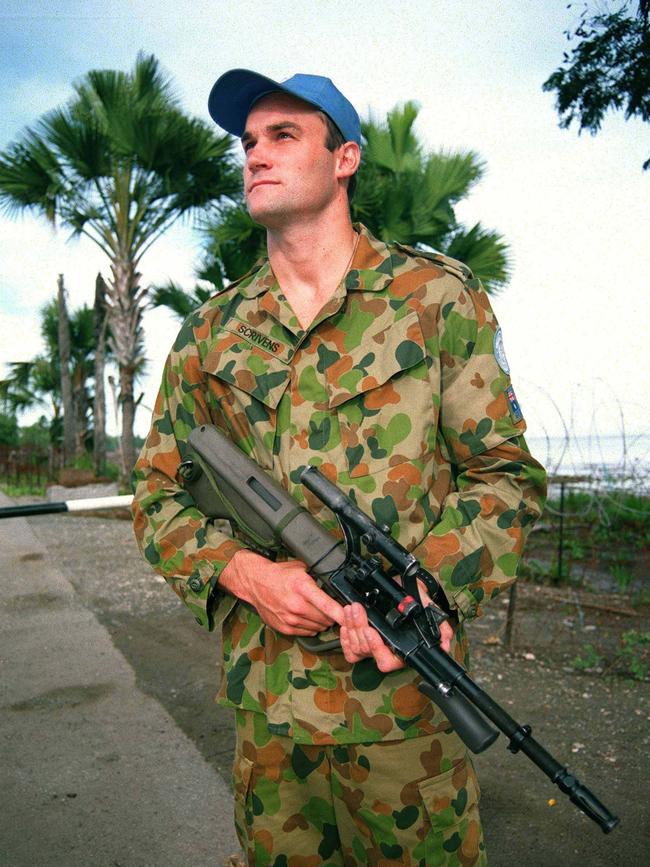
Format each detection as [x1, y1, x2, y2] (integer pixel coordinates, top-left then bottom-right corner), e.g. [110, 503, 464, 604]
[417, 757, 485, 865]
[201, 333, 291, 469]
[326, 312, 435, 477]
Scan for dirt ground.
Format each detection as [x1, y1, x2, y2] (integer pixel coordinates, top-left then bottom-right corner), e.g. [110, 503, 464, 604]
[23, 510, 650, 866]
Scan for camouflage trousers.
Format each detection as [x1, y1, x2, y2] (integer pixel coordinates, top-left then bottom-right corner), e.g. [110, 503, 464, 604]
[232, 709, 487, 866]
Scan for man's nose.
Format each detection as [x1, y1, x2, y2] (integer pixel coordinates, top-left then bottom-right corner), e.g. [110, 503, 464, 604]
[246, 143, 271, 172]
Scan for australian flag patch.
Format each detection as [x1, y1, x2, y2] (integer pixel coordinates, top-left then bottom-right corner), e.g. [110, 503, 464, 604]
[505, 385, 523, 422]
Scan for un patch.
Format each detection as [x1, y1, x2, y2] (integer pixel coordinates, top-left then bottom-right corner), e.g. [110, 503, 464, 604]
[494, 327, 510, 374]
[505, 385, 523, 422]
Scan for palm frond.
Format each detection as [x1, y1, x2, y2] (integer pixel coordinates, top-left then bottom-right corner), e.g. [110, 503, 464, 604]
[352, 103, 509, 293]
[149, 280, 212, 320]
[0, 130, 64, 222]
[201, 203, 266, 283]
[39, 106, 111, 180]
[446, 223, 512, 294]
[423, 151, 485, 207]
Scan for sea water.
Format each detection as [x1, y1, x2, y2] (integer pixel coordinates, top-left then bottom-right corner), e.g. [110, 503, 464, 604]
[526, 432, 650, 494]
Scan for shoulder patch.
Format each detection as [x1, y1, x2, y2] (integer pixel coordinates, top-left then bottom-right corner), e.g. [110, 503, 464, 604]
[393, 242, 473, 283]
[494, 327, 510, 374]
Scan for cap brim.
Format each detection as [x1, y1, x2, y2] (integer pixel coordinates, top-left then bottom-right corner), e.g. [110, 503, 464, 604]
[208, 69, 291, 138]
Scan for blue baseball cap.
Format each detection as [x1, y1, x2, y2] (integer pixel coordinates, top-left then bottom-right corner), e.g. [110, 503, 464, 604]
[208, 69, 361, 145]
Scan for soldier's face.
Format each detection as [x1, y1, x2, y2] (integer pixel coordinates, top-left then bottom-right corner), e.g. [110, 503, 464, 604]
[241, 92, 340, 227]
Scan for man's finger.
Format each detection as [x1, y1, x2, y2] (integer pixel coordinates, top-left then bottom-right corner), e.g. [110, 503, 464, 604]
[438, 618, 454, 654]
[302, 579, 346, 625]
[365, 627, 404, 672]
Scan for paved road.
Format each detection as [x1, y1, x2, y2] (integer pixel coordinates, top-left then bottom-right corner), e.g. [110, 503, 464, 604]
[0, 493, 240, 867]
[2, 495, 647, 866]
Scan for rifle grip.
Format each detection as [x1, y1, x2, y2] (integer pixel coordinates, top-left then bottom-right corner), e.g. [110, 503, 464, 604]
[418, 681, 499, 754]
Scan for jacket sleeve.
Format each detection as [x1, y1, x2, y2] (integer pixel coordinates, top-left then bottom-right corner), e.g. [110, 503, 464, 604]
[414, 278, 547, 622]
[131, 315, 245, 631]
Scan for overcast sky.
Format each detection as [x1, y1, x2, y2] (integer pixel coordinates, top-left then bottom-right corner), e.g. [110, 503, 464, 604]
[1, 0, 648, 459]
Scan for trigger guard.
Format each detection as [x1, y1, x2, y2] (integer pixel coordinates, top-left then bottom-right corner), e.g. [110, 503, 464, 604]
[297, 634, 342, 653]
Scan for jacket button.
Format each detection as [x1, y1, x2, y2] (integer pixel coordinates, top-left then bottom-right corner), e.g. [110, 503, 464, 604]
[188, 577, 203, 593]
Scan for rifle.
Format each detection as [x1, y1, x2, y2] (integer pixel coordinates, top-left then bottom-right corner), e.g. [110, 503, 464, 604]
[179, 423, 619, 834]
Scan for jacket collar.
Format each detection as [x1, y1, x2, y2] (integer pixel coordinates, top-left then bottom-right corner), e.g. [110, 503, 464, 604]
[235, 223, 395, 301]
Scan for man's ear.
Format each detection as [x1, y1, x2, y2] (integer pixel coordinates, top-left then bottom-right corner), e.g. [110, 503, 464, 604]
[336, 142, 361, 180]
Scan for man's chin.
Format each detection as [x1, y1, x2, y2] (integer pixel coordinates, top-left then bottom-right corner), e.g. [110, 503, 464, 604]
[246, 204, 293, 231]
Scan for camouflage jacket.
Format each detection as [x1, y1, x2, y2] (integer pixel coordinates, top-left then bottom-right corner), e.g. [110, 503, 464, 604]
[132, 224, 546, 745]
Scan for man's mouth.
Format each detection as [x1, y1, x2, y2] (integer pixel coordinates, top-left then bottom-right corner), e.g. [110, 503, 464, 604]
[248, 180, 280, 193]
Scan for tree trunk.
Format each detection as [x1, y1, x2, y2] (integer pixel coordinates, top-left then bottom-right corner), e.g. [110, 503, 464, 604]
[119, 363, 137, 477]
[108, 375, 125, 478]
[104, 257, 146, 481]
[504, 582, 518, 651]
[93, 273, 108, 477]
[57, 274, 76, 466]
[73, 365, 88, 458]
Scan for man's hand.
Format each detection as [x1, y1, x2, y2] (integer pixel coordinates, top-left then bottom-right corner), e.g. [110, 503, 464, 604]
[339, 580, 454, 670]
[219, 549, 344, 636]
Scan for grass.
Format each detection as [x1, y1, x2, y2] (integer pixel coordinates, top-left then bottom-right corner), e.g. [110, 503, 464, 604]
[557, 489, 650, 540]
[525, 486, 649, 588]
[571, 631, 650, 681]
[0, 481, 47, 498]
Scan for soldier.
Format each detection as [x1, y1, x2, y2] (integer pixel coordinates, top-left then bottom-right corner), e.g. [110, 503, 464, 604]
[132, 69, 546, 865]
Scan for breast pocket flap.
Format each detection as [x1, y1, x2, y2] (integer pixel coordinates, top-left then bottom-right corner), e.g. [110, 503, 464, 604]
[201, 344, 290, 411]
[325, 312, 427, 409]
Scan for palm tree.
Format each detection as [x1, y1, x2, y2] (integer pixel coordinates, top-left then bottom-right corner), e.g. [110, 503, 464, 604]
[57, 274, 76, 462]
[40, 297, 97, 452]
[353, 102, 510, 292]
[0, 53, 240, 474]
[0, 299, 105, 457]
[0, 358, 60, 422]
[190, 101, 509, 295]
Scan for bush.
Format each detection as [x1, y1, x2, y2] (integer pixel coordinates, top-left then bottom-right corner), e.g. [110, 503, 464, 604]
[0, 412, 19, 447]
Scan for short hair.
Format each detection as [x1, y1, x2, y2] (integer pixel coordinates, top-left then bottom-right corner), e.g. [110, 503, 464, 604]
[319, 112, 358, 202]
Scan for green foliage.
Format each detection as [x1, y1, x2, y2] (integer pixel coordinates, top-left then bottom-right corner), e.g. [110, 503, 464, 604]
[0, 53, 239, 251]
[548, 489, 650, 541]
[200, 202, 267, 289]
[544, 2, 650, 170]
[0, 412, 19, 446]
[72, 452, 94, 471]
[631, 588, 650, 608]
[570, 632, 650, 681]
[149, 280, 213, 322]
[0, 357, 58, 417]
[524, 485, 648, 592]
[101, 460, 120, 481]
[611, 563, 635, 592]
[352, 104, 510, 292]
[565, 538, 586, 561]
[616, 630, 650, 680]
[195, 102, 510, 295]
[354, 104, 510, 293]
[571, 644, 604, 671]
[19, 418, 52, 449]
[518, 557, 551, 582]
[0, 481, 47, 497]
[0, 53, 240, 472]
[0, 297, 99, 440]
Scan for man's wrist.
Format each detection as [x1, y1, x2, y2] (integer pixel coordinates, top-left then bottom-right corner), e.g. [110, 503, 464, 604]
[219, 548, 257, 601]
